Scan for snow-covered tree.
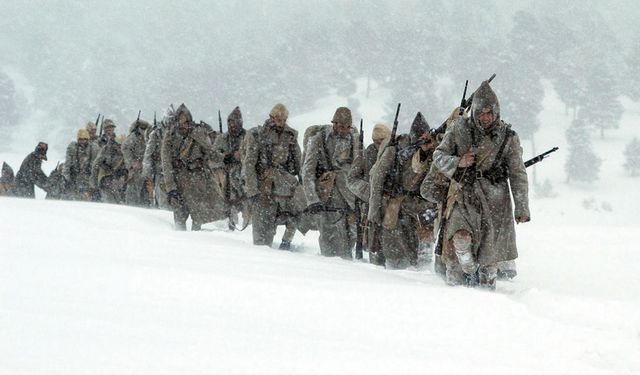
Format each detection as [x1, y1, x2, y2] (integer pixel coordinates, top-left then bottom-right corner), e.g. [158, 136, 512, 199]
[565, 117, 601, 183]
[579, 61, 623, 139]
[623, 137, 640, 177]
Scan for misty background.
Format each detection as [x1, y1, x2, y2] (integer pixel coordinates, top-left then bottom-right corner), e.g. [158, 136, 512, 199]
[2, 0, 640, 183]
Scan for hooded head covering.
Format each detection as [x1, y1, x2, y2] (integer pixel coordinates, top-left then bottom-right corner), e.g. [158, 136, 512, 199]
[176, 103, 193, 124]
[86, 121, 97, 131]
[34, 142, 48, 161]
[331, 107, 352, 126]
[227, 106, 243, 129]
[372, 123, 391, 142]
[409, 112, 430, 143]
[1, 162, 14, 183]
[471, 81, 500, 127]
[77, 129, 90, 141]
[269, 103, 289, 121]
[161, 104, 177, 128]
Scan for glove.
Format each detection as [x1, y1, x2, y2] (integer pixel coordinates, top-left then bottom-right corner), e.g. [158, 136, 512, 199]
[306, 202, 325, 214]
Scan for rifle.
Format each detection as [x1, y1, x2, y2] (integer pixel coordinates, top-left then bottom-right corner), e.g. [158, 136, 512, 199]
[434, 144, 558, 257]
[524, 147, 558, 167]
[97, 113, 102, 137]
[153, 111, 157, 128]
[389, 103, 401, 144]
[218, 110, 223, 133]
[355, 118, 364, 260]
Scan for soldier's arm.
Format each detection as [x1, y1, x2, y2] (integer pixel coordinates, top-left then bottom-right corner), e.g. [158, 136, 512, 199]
[210, 133, 228, 168]
[432, 129, 461, 179]
[292, 139, 302, 177]
[62, 143, 74, 181]
[89, 148, 104, 189]
[301, 135, 322, 206]
[347, 152, 369, 202]
[506, 133, 530, 222]
[121, 135, 138, 170]
[33, 160, 48, 191]
[160, 130, 178, 193]
[141, 131, 157, 178]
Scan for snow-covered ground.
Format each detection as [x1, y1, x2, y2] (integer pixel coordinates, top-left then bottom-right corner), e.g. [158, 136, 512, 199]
[1, 84, 639, 374]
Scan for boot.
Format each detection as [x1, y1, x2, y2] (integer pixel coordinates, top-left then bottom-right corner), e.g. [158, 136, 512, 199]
[191, 222, 202, 231]
[279, 240, 291, 250]
[464, 271, 479, 287]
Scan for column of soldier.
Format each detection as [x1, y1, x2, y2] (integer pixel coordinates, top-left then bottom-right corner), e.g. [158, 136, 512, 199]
[1, 80, 529, 290]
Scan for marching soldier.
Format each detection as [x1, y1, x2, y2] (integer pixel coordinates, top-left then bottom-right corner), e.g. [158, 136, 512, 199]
[212, 106, 247, 230]
[62, 129, 99, 200]
[12, 142, 49, 198]
[348, 123, 391, 265]
[243, 103, 302, 247]
[143, 107, 173, 209]
[431, 81, 530, 289]
[368, 113, 436, 269]
[161, 103, 223, 230]
[122, 118, 151, 206]
[90, 119, 127, 204]
[302, 107, 360, 259]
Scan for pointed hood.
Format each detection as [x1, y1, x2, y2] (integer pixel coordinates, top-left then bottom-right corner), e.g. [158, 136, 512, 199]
[471, 80, 500, 126]
[409, 112, 430, 142]
[1, 162, 14, 183]
[227, 106, 243, 129]
[176, 103, 193, 123]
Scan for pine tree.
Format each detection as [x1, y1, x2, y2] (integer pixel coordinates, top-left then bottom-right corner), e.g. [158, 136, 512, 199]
[565, 117, 601, 183]
[579, 61, 623, 138]
[623, 137, 640, 177]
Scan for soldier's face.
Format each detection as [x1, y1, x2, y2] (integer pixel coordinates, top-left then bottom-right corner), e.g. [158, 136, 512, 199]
[78, 138, 89, 147]
[373, 139, 382, 150]
[419, 132, 433, 151]
[478, 107, 494, 128]
[178, 118, 190, 136]
[88, 129, 96, 138]
[332, 121, 351, 138]
[271, 115, 286, 129]
[105, 127, 115, 138]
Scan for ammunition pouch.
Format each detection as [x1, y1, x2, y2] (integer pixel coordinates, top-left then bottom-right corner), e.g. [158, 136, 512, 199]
[317, 170, 337, 202]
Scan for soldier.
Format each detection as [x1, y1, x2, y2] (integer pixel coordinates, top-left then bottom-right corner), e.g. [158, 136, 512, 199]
[143, 107, 173, 209]
[368, 113, 436, 269]
[0, 161, 15, 196]
[62, 129, 99, 200]
[97, 119, 117, 148]
[86, 121, 99, 145]
[431, 81, 530, 289]
[302, 107, 360, 259]
[348, 123, 391, 265]
[12, 142, 49, 198]
[46, 162, 67, 200]
[122, 118, 151, 206]
[212, 106, 247, 230]
[90, 120, 127, 204]
[244, 103, 302, 247]
[421, 107, 462, 277]
[161, 103, 223, 231]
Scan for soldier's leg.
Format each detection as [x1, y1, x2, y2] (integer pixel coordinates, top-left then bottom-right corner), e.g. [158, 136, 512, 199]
[252, 197, 277, 246]
[478, 264, 498, 290]
[279, 220, 296, 250]
[497, 260, 517, 280]
[452, 230, 479, 286]
[125, 175, 142, 206]
[381, 226, 411, 269]
[416, 225, 434, 267]
[369, 223, 385, 266]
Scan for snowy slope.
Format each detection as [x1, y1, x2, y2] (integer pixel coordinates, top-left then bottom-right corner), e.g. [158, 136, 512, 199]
[2, 83, 640, 374]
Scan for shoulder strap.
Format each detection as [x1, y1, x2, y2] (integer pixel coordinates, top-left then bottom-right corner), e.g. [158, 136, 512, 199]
[489, 125, 515, 171]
